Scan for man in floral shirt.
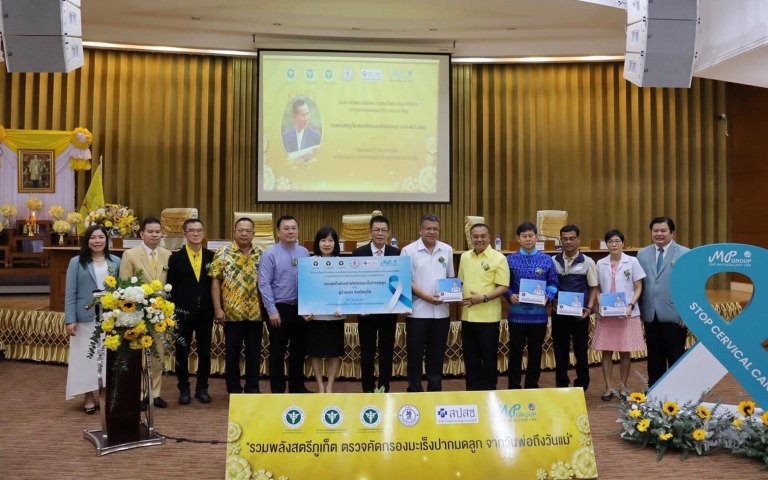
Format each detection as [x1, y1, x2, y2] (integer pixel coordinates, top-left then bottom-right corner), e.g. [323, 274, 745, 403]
[506, 222, 559, 389]
[210, 218, 263, 394]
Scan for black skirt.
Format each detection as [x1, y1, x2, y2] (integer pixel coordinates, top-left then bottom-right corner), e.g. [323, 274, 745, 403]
[305, 319, 345, 357]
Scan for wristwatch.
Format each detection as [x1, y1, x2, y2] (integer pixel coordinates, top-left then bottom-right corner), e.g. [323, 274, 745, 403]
[483, 294, 489, 303]
[627, 302, 635, 308]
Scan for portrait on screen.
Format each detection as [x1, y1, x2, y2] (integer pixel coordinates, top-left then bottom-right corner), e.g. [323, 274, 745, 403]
[281, 96, 323, 163]
[18, 150, 55, 193]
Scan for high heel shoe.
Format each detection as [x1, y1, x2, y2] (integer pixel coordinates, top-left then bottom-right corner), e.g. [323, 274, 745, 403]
[600, 392, 614, 402]
[84, 404, 98, 414]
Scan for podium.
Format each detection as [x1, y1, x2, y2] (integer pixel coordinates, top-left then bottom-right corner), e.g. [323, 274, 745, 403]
[84, 345, 165, 454]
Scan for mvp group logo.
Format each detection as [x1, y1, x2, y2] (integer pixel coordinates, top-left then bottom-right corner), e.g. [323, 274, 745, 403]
[360, 406, 382, 428]
[282, 406, 305, 429]
[494, 402, 538, 422]
[706, 249, 753, 268]
[435, 404, 479, 425]
[321, 406, 344, 428]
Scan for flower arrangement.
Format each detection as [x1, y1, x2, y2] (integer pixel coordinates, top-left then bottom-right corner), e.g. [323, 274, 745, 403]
[84, 203, 140, 237]
[26, 196, 43, 211]
[49, 205, 65, 220]
[53, 220, 71, 234]
[0, 204, 18, 218]
[90, 274, 176, 356]
[619, 394, 768, 467]
[623, 269, 631, 279]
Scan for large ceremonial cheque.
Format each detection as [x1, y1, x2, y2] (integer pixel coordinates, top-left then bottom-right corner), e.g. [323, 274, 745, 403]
[226, 389, 597, 479]
[298, 256, 412, 315]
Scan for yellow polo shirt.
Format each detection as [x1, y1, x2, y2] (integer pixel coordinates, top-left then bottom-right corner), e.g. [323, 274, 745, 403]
[458, 245, 510, 322]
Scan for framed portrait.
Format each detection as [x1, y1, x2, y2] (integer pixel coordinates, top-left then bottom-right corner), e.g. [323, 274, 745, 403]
[18, 149, 55, 193]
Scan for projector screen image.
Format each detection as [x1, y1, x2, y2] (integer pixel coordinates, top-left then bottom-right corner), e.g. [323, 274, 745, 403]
[257, 50, 451, 202]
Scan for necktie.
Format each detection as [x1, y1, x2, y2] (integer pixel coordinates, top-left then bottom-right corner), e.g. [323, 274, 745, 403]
[656, 247, 664, 273]
[150, 250, 157, 276]
[376, 249, 383, 256]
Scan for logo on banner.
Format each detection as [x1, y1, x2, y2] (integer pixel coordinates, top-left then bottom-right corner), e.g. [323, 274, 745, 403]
[435, 404, 479, 424]
[398, 405, 421, 427]
[706, 249, 753, 267]
[321, 407, 344, 428]
[494, 402, 538, 422]
[283, 406, 305, 429]
[360, 406, 382, 428]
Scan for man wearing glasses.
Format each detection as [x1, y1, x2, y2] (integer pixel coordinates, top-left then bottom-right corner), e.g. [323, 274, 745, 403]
[400, 214, 454, 392]
[258, 215, 311, 393]
[210, 218, 264, 394]
[352, 215, 400, 392]
[167, 219, 215, 404]
[551, 225, 598, 392]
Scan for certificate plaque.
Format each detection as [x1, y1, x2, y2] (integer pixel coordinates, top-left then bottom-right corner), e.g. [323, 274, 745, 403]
[600, 292, 627, 316]
[519, 278, 546, 305]
[298, 256, 412, 315]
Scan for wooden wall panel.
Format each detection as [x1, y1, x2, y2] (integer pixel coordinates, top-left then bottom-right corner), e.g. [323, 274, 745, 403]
[0, 53, 728, 250]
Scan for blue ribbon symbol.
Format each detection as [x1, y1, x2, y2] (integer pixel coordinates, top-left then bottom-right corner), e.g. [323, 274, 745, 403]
[388, 275, 412, 311]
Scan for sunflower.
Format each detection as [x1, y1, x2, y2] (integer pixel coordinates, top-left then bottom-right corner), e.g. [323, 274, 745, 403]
[733, 418, 743, 431]
[140, 335, 153, 348]
[696, 405, 711, 420]
[104, 276, 117, 288]
[119, 300, 136, 313]
[154, 321, 167, 333]
[662, 401, 679, 416]
[637, 419, 650, 432]
[123, 329, 139, 340]
[629, 392, 646, 403]
[692, 429, 707, 441]
[659, 432, 673, 441]
[738, 400, 756, 417]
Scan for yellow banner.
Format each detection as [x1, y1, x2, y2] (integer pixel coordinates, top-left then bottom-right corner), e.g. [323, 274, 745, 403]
[227, 389, 597, 480]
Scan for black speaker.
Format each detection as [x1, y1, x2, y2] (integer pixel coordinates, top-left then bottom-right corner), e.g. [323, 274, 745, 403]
[624, 0, 699, 88]
[1, 0, 83, 73]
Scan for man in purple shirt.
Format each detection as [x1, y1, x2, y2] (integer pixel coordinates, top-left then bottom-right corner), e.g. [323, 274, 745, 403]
[258, 215, 311, 393]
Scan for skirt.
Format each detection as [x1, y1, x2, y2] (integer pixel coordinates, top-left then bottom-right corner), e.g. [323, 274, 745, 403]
[591, 315, 646, 352]
[305, 319, 345, 358]
[66, 321, 99, 399]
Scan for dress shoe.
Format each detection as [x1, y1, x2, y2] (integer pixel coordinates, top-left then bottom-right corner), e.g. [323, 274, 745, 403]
[600, 392, 614, 402]
[195, 389, 212, 404]
[178, 389, 191, 405]
[289, 386, 312, 394]
[153, 397, 168, 408]
[244, 388, 261, 394]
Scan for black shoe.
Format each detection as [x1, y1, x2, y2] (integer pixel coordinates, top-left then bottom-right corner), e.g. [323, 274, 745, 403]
[140, 399, 148, 411]
[195, 390, 212, 403]
[289, 386, 312, 394]
[600, 393, 614, 402]
[179, 389, 191, 405]
[244, 388, 261, 394]
[153, 397, 168, 408]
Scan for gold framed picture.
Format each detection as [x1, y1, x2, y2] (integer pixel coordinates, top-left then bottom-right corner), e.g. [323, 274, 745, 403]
[18, 149, 55, 193]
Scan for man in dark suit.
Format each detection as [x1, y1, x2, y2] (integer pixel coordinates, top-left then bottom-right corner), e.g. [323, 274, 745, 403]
[167, 218, 215, 404]
[351, 215, 400, 392]
[637, 216, 690, 387]
[281, 97, 322, 155]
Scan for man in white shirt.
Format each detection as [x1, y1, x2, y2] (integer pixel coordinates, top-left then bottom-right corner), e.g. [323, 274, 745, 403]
[400, 214, 454, 392]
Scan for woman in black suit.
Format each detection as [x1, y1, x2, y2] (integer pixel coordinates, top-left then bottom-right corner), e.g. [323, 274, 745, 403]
[303, 227, 345, 393]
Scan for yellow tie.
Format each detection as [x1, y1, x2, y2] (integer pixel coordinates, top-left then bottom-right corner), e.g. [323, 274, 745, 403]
[150, 250, 157, 276]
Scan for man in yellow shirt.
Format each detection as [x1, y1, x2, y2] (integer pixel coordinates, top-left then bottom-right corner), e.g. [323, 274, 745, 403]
[458, 223, 510, 390]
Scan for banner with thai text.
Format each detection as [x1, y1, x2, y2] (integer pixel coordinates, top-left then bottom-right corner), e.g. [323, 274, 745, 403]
[226, 389, 597, 479]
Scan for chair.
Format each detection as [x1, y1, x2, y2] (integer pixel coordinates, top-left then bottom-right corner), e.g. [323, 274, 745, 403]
[233, 212, 274, 249]
[160, 208, 198, 250]
[340, 210, 382, 248]
[536, 210, 568, 246]
[464, 215, 485, 249]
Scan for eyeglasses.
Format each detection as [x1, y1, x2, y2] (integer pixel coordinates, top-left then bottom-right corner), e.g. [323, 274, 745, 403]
[371, 229, 389, 234]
